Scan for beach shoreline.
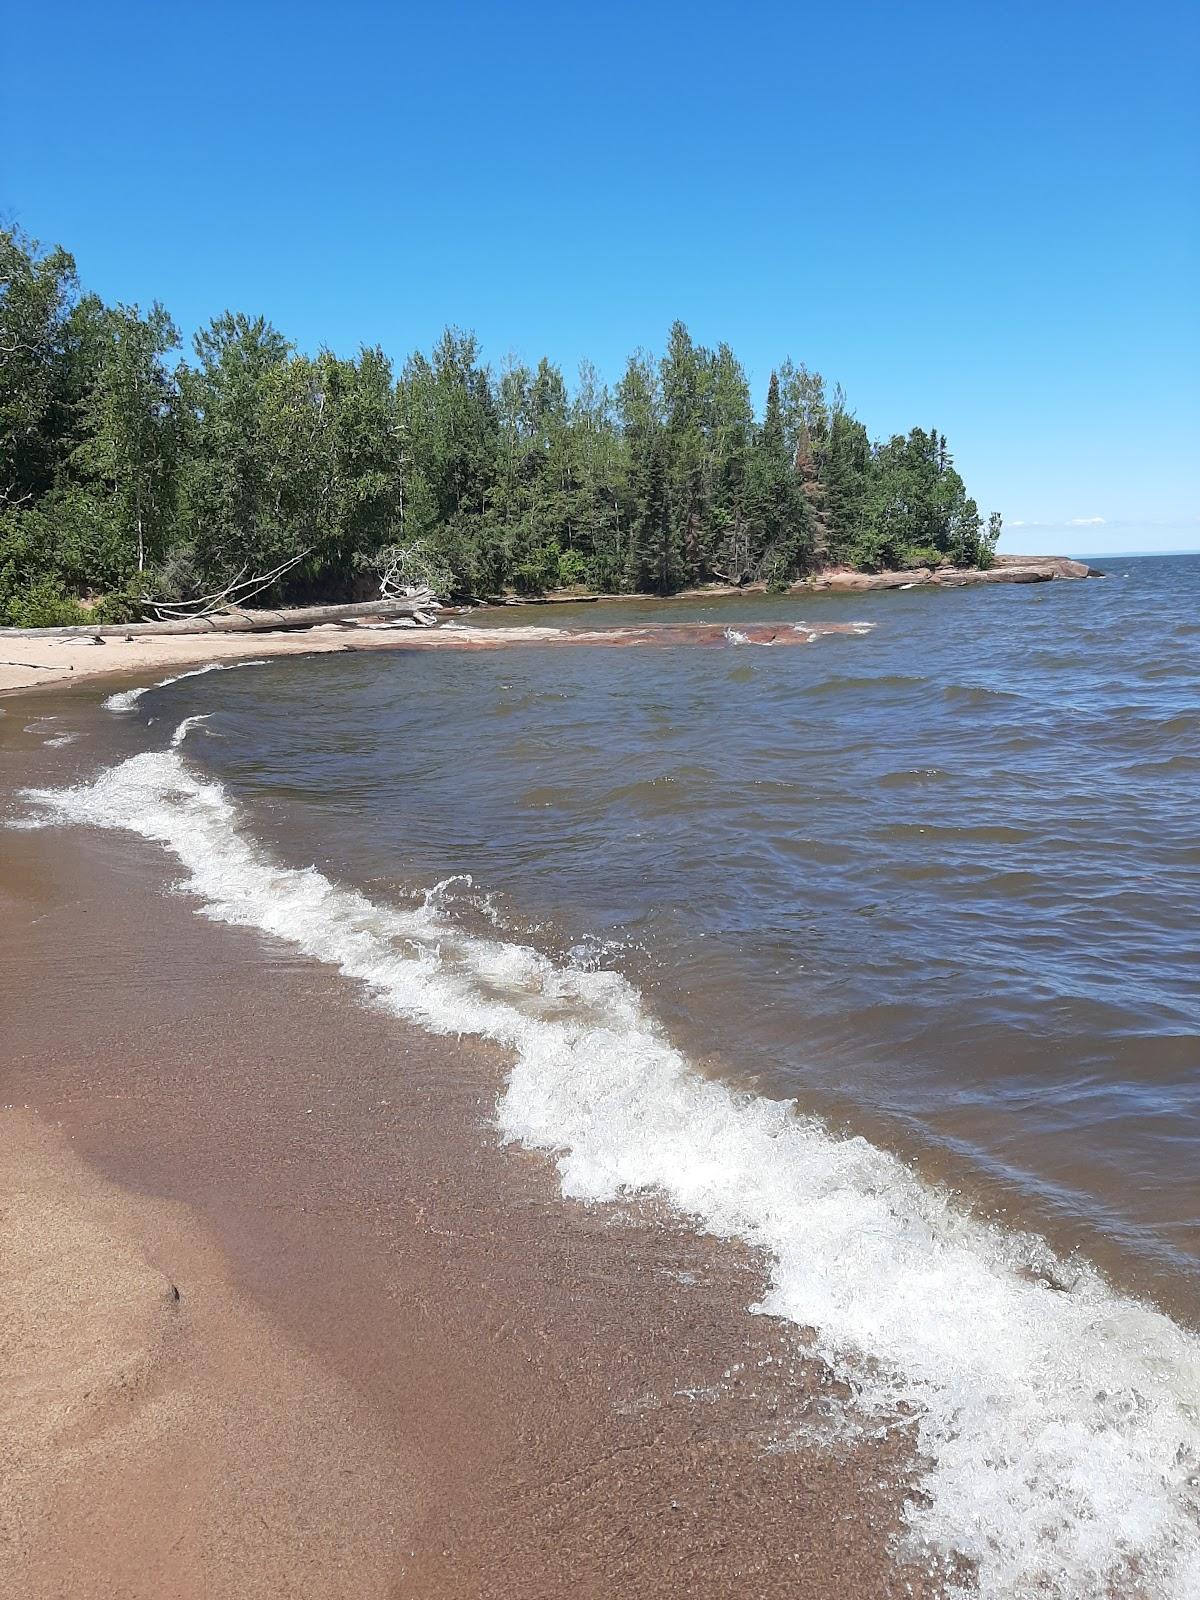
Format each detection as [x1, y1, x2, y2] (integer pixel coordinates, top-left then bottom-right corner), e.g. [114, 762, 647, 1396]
[6, 560, 1194, 1597]
[0, 615, 878, 698]
[0, 554, 1094, 697]
[0, 702, 942, 1599]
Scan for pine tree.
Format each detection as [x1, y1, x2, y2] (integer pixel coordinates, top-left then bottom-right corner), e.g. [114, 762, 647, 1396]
[744, 372, 812, 581]
[0, 233, 1001, 618]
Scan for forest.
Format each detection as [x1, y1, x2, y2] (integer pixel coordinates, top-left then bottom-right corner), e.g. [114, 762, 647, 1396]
[1, 226, 1000, 626]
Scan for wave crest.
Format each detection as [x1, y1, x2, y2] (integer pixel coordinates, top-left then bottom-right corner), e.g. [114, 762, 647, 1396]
[17, 738, 1200, 1599]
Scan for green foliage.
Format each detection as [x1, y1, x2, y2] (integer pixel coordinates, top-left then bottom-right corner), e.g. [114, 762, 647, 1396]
[511, 540, 563, 595]
[0, 571, 89, 628]
[556, 546, 589, 587]
[0, 228, 81, 512]
[854, 428, 985, 572]
[71, 300, 180, 577]
[744, 372, 813, 577]
[0, 225, 999, 623]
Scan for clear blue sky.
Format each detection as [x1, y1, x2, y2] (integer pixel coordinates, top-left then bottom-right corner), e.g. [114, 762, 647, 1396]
[4, 0, 1196, 554]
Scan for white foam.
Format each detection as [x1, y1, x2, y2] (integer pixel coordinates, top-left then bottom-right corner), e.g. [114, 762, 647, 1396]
[103, 659, 268, 712]
[18, 743, 1200, 1599]
[170, 714, 213, 749]
[22, 717, 79, 748]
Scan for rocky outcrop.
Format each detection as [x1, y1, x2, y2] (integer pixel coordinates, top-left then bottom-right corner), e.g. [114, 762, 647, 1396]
[796, 556, 1099, 593]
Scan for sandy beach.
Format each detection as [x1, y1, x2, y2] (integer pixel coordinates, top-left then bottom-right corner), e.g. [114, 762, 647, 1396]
[0, 614, 881, 698]
[0, 619, 374, 695]
[3, 1, 1184, 1582]
[0, 551, 1094, 697]
[0, 691, 946, 1598]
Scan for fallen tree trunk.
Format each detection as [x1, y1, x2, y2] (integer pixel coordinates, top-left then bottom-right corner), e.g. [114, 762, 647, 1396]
[0, 597, 437, 641]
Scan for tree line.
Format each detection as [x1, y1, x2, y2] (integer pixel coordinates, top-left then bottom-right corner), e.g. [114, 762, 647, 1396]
[1, 226, 1000, 626]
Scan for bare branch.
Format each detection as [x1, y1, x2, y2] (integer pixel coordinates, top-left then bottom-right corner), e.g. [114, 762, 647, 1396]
[140, 549, 310, 621]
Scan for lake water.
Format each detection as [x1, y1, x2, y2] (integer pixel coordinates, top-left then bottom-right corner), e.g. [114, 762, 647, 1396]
[26, 553, 1200, 1597]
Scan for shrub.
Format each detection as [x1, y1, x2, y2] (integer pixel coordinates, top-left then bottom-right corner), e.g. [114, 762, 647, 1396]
[0, 573, 90, 628]
[511, 541, 562, 596]
[899, 544, 942, 570]
[90, 590, 143, 625]
[556, 547, 588, 588]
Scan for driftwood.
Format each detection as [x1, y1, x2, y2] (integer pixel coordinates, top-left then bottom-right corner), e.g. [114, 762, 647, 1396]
[0, 595, 439, 641]
[372, 541, 448, 604]
[140, 551, 311, 620]
[370, 548, 441, 626]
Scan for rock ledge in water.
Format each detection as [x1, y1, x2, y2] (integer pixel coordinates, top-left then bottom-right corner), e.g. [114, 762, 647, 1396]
[797, 556, 1098, 592]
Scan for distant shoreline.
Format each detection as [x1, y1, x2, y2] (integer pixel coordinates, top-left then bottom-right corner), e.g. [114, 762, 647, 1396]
[1066, 548, 1199, 560]
[496, 553, 1100, 605]
[0, 555, 1098, 697]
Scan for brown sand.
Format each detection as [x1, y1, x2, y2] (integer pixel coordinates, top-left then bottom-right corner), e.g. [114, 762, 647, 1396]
[0, 619, 374, 694]
[0, 617, 866, 697]
[0, 1113, 419, 1599]
[0, 547, 1096, 696]
[1, 704, 950, 1598]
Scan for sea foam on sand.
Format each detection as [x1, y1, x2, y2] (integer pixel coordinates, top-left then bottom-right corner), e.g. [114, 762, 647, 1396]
[19, 735, 1200, 1600]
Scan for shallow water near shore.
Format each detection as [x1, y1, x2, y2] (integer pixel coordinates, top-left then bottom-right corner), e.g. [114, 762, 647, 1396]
[14, 553, 1200, 1597]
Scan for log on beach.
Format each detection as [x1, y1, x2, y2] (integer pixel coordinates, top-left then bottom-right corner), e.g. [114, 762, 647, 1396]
[0, 597, 437, 642]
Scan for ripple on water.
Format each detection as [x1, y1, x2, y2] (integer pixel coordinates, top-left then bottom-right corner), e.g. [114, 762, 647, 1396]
[57, 558, 1200, 1591]
[878, 767, 950, 787]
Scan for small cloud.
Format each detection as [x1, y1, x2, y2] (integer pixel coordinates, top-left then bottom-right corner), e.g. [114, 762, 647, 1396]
[1005, 516, 1110, 532]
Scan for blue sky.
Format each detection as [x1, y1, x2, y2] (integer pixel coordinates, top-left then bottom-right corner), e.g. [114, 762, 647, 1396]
[4, 0, 1196, 554]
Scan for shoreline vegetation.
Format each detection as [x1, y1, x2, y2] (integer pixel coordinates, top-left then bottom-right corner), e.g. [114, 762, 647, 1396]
[0, 556, 1097, 696]
[4, 225, 1008, 630]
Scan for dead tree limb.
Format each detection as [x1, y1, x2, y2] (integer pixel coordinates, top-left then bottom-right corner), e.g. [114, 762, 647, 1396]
[141, 550, 310, 621]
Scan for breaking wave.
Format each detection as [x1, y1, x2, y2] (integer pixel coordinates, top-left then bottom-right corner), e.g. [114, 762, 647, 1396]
[103, 658, 269, 712]
[17, 735, 1200, 1599]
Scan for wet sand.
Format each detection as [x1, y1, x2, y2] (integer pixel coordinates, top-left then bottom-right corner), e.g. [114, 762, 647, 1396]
[0, 617, 867, 697]
[0, 619, 366, 694]
[0, 706, 947, 1597]
[1, 1112, 419, 1599]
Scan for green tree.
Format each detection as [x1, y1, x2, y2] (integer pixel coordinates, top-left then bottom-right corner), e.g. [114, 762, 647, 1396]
[617, 352, 677, 591]
[71, 301, 181, 579]
[241, 344, 407, 599]
[0, 227, 79, 511]
[0, 232, 1002, 618]
[177, 312, 292, 592]
[744, 372, 812, 581]
[660, 320, 710, 583]
[858, 427, 985, 570]
[568, 359, 623, 589]
[823, 398, 872, 563]
[707, 343, 754, 580]
[396, 329, 500, 595]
